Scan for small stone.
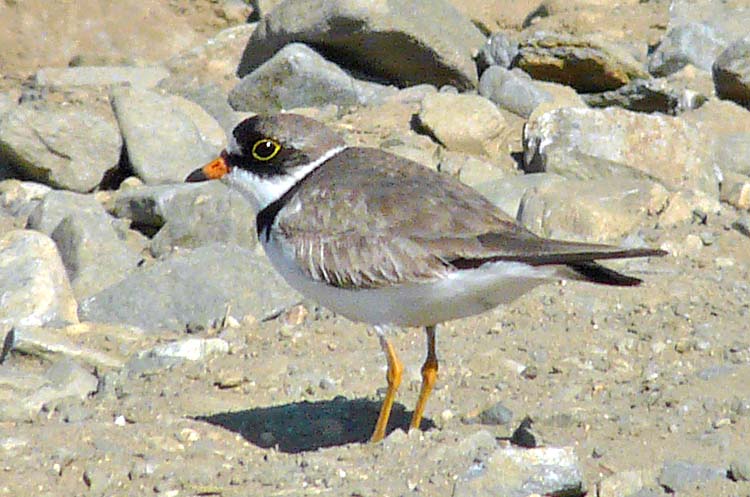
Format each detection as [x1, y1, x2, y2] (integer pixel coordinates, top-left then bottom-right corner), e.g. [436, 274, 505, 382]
[715, 256, 735, 269]
[657, 460, 725, 492]
[477, 402, 513, 426]
[441, 409, 454, 422]
[720, 172, 750, 209]
[598, 470, 644, 497]
[141, 338, 229, 362]
[732, 215, 750, 238]
[729, 452, 750, 481]
[35, 66, 169, 89]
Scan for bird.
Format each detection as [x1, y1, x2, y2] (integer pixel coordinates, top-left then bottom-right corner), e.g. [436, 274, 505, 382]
[186, 113, 666, 443]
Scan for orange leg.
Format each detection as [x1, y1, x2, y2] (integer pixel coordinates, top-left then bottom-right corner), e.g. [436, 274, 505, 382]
[370, 332, 403, 442]
[410, 325, 438, 432]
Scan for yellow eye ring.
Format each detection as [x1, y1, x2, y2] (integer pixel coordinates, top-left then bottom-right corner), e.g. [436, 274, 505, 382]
[251, 139, 281, 161]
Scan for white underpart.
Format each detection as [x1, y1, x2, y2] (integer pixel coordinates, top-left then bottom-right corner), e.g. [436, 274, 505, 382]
[263, 231, 561, 328]
[224, 145, 347, 211]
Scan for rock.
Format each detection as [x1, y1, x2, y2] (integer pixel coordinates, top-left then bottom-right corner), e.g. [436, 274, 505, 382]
[454, 446, 584, 497]
[237, 0, 486, 90]
[109, 182, 257, 255]
[582, 78, 706, 114]
[478, 66, 553, 118]
[477, 402, 513, 426]
[0, 103, 122, 192]
[657, 460, 725, 493]
[649, 23, 727, 76]
[729, 452, 750, 481]
[476, 32, 519, 72]
[720, 172, 750, 210]
[5, 326, 125, 369]
[34, 66, 169, 89]
[437, 151, 513, 188]
[0, 179, 51, 221]
[517, 178, 668, 242]
[111, 87, 220, 185]
[475, 172, 566, 218]
[732, 215, 750, 238]
[79, 243, 300, 332]
[713, 36, 750, 109]
[416, 93, 510, 160]
[51, 212, 141, 299]
[598, 470, 644, 497]
[229, 43, 397, 113]
[523, 107, 721, 198]
[0, 230, 78, 330]
[26, 190, 111, 235]
[514, 31, 649, 93]
[139, 338, 229, 362]
[657, 189, 720, 227]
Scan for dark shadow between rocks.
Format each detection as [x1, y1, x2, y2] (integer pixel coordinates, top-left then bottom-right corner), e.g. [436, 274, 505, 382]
[194, 395, 435, 453]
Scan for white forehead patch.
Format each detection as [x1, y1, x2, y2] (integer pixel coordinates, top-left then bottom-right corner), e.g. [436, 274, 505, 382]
[227, 131, 241, 155]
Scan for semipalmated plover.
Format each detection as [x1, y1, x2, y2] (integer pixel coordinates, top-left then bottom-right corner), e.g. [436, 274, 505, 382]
[186, 113, 665, 442]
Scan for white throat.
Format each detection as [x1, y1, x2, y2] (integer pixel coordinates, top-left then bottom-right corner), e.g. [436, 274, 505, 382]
[224, 145, 346, 212]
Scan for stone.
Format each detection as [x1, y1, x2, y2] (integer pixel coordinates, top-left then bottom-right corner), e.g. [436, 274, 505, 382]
[713, 36, 750, 109]
[657, 190, 720, 227]
[732, 215, 750, 238]
[0, 103, 122, 192]
[475, 173, 566, 218]
[598, 470, 644, 497]
[649, 23, 727, 76]
[720, 172, 750, 210]
[109, 182, 257, 255]
[26, 190, 111, 235]
[0, 180, 51, 221]
[51, 212, 141, 300]
[476, 32, 519, 72]
[515, 31, 649, 93]
[34, 66, 169, 89]
[416, 93, 510, 160]
[479, 66, 553, 118]
[229, 43, 397, 113]
[0, 230, 78, 330]
[657, 460, 725, 493]
[79, 243, 300, 332]
[437, 151, 513, 188]
[139, 338, 230, 362]
[477, 402, 513, 426]
[517, 178, 668, 243]
[729, 452, 750, 481]
[523, 106, 721, 198]
[111, 87, 220, 185]
[237, 0, 486, 90]
[5, 326, 124, 369]
[454, 446, 584, 497]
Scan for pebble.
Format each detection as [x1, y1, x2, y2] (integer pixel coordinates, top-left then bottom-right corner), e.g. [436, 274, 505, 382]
[140, 338, 229, 362]
[730, 453, 750, 481]
[732, 215, 750, 238]
[477, 402, 513, 426]
[657, 460, 725, 492]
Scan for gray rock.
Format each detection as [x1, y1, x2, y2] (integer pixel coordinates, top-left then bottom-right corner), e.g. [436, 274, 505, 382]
[0, 230, 78, 330]
[0, 179, 51, 221]
[517, 178, 669, 243]
[732, 215, 750, 239]
[598, 470, 644, 497]
[5, 326, 124, 369]
[477, 402, 513, 426]
[34, 66, 169, 89]
[714, 133, 750, 177]
[0, 103, 122, 192]
[479, 66, 552, 118]
[454, 446, 584, 497]
[649, 23, 727, 76]
[51, 212, 141, 300]
[720, 172, 750, 210]
[583, 78, 706, 114]
[229, 43, 397, 113]
[416, 93, 510, 160]
[237, 0, 486, 90]
[657, 460, 725, 492]
[713, 36, 750, 109]
[110, 182, 257, 255]
[436, 150, 512, 189]
[523, 107, 721, 198]
[79, 243, 300, 332]
[475, 173, 567, 218]
[26, 190, 110, 235]
[515, 32, 649, 93]
[477, 32, 519, 72]
[730, 452, 750, 481]
[111, 87, 220, 185]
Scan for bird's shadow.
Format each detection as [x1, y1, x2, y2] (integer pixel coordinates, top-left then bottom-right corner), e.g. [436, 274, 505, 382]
[194, 395, 435, 453]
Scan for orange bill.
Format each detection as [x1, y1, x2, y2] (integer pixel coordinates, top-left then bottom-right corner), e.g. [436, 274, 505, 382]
[185, 152, 230, 182]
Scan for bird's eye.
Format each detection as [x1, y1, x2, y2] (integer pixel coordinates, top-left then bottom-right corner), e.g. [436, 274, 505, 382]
[251, 139, 281, 161]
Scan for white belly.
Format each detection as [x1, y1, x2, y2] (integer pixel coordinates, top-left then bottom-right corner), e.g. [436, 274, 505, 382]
[262, 233, 558, 328]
